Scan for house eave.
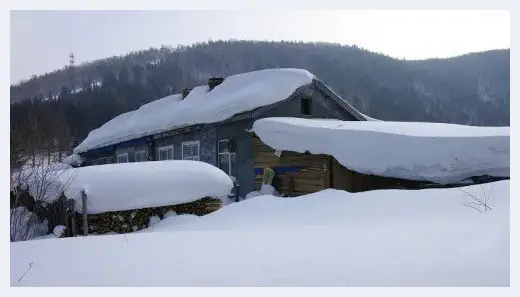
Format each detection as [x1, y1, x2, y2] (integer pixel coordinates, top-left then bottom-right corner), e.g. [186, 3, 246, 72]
[312, 79, 370, 121]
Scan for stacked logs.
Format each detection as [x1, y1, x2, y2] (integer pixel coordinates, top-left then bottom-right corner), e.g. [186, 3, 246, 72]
[77, 197, 223, 235]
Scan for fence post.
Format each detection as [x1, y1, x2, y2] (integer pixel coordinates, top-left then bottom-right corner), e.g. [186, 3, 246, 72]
[59, 193, 69, 237]
[69, 199, 76, 237]
[81, 190, 88, 236]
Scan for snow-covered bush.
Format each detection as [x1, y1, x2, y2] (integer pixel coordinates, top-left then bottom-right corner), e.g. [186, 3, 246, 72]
[10, 207, 48, 242]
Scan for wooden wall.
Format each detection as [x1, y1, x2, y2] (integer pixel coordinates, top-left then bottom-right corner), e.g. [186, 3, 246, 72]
[254, 137, 434, 196]
[253, 137, 330, 196]
[331, 155, 431, 192]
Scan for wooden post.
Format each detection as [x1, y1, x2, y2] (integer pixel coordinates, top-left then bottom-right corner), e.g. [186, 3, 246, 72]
[59, 193, 69, 237]
[69, 199, 76, 237]
[81, 190, 88, 236]
[289, 175, 295, 197]
[234, 184, 240, 203]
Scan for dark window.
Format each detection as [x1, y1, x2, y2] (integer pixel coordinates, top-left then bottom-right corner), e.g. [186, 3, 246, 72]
[218, 139, 236, 177]
[135, 150, 147, 162]
[301, 97, 312, 116]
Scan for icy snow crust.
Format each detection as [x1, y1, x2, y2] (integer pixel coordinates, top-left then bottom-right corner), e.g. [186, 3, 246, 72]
[74, 69, 315, 153]
[252, 117, 510, 184]
[10, 181, 509, 286]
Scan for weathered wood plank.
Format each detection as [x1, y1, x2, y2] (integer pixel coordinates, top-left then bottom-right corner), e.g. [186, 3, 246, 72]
[255, 171, 328, 182]
[275, 177, 325, 187]
[254, 159, 327, 169]
[255, 150, 327, 160]
[256, 180, 326, 193]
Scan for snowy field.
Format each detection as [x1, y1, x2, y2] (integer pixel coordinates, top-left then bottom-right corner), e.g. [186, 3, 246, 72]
[11, 180, 509, 287]
[252, 117, 510, 184]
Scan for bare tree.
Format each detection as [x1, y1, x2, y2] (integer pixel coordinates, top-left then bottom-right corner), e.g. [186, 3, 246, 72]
[10, 120, 77, 242]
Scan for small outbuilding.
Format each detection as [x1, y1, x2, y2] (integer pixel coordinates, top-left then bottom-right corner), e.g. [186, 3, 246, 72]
[252, 117, 510, 196]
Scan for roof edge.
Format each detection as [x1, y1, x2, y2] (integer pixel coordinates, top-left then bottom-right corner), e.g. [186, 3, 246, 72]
[312, 79, 377, 121]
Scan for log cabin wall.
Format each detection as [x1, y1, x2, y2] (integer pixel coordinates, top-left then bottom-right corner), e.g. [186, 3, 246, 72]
[254, 137, 433, 196]
[331, 157, 431, 192]
[253, 137, 330, 196]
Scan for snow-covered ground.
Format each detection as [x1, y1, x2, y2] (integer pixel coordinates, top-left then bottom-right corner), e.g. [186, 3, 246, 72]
[252, 117, 510, 184]
[10, 180, 509, 286]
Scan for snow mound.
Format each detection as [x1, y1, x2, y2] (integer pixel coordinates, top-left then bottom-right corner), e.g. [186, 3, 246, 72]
[163, 210, 177, 218]
[148, 216, 161, 227]
[252, 117, 510, 184]
[53, 225, 66, 237]
[74, 68, 315, 153]
[10, 181, 509, 286]
[62, 154, 85, 166]
[60, 161, 234, 214]
[159, 180, 508, 231]
[245, 185, 280, 200]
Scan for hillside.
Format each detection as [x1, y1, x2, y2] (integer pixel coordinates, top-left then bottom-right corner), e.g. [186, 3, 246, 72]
[10, 40, 510, 150]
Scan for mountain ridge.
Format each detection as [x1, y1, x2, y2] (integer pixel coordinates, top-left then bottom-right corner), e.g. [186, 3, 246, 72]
[10, 40, 510, 148]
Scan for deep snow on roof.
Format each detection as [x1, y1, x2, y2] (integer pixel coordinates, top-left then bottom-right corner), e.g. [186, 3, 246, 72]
[252, 117, 510, 184]
[73, 68, 315, 153]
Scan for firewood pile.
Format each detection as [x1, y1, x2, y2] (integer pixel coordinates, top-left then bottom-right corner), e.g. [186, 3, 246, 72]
[77, 197, 223, 235]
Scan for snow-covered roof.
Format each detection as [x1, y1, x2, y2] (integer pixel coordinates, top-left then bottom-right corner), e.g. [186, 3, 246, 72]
[74, 68, 317, 153]
[252, 117, 510, 184]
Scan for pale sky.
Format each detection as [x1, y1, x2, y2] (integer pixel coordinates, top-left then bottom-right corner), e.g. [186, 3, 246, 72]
[10, 10, 510, 84]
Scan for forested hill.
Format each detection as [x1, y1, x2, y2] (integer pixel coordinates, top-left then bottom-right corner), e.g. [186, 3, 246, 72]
[10, 40, 510, 147]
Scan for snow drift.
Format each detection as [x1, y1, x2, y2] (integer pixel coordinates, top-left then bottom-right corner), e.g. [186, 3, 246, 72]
[10, 180, 509, 286]
[252, 117, 510, 184]
[74, 68, 315, 153]
[62, 153, 85, 166]
[62, 161, 234, 214]
[14, 161, 233, 214]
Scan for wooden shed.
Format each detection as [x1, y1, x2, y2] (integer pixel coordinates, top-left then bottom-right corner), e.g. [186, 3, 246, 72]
[253, 136, 433, 196]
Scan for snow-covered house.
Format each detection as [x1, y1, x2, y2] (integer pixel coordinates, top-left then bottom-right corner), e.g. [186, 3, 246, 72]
[72, 69, 372, 197]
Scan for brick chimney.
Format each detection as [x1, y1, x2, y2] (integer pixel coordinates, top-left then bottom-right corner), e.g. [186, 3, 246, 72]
[208, 77, 224, 91]
[182, 88, 192, 99]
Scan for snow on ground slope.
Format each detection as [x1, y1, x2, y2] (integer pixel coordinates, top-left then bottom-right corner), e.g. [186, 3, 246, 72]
[11, 181, 509, 286]
[252, 117, 509, 184]
[74, 68, 315, 153]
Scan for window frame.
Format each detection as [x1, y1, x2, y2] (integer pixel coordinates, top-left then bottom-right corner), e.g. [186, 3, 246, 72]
[157, 145, 174, 161]
[117, 153, 129, 163]
[301, 96, 312, 116]
[182, 141, 200, 161]
[218, 139, 236, 177]
[134, 149, 147, 162]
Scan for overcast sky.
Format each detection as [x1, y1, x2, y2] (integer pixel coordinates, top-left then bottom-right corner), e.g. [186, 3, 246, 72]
[10, 10, 510, 84]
